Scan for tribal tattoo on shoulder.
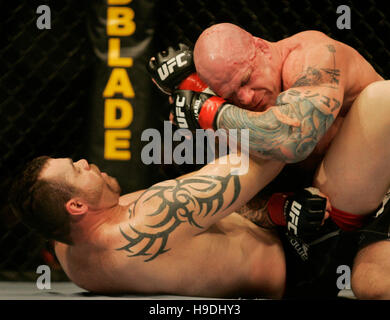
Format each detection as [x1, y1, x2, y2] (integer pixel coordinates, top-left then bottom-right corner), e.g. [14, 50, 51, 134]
[218, 44, 342, 163]
[116, 173, 241, 262]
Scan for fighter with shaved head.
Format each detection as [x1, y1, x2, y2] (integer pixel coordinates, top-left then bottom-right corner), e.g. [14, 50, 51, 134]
[194, 23, 283, 112]
[148, 23, 390, 299]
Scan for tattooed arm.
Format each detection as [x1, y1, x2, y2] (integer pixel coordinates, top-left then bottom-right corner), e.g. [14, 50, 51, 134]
[217, 43, 345, 163]
[117, 155, 283, 261]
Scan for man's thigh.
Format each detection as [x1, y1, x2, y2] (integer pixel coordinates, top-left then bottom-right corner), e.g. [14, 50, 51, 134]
[314, 80, 390, 214]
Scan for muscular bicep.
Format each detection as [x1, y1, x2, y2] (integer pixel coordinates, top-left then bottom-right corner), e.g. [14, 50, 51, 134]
[274, 84, 343, 158]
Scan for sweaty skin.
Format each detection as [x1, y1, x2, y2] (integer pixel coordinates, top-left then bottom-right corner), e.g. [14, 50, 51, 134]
[51, 156, 286, 298]
[194, 23, 383, 166]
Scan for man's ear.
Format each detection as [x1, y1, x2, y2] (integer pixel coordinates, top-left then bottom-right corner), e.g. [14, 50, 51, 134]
[253, 37, 271, 58]
[65, 198, 88, 216]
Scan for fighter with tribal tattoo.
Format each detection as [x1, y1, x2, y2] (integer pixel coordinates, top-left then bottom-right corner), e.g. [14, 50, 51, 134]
[117, 173, 241, 261]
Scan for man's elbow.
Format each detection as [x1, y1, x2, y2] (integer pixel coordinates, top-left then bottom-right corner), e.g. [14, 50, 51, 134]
[258, 150, 310, 164]
[286, 150, 313, 164]
[274, 144, 315, 164]
[252, 135, 317, 163]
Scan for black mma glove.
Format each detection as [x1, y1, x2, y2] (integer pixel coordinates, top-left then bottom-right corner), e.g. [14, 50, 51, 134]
[172, 90, 229, 130]
[147, 43, 223, 130]
[147, 43, 196, 95]
[267, 187, 329, 241]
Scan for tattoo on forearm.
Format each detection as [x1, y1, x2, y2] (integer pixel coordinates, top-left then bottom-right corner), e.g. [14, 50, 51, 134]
[218, 44, 341, 162]
[219, 94, 335, 162]
[117, 174, 241, 262]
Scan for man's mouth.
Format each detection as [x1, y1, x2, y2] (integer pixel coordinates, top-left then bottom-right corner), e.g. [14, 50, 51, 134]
[90, 163, 101, 174]
[253, 94, 265, 111]
[253, 92, 265, 111]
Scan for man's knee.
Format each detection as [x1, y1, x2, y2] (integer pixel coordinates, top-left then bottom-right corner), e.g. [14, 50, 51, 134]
[350, 79, 390, 144]
[359, 80, 390, 112]
[352, 241, 390, 299]
[352, 262, 389, 299]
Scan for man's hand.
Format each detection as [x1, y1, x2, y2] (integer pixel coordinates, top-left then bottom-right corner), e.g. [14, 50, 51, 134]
[267, 187, 331, 241]
[147, 43, 223, 128]
[147, 43, 197, 95]
[172, 90, 229, 130]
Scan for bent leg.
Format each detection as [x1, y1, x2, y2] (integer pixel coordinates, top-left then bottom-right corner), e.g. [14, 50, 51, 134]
[352, 241, 390, 299]
[314, 80, 390, 215]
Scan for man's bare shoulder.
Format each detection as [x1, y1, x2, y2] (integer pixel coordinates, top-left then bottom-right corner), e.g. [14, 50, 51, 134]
[281, 30, 382, 92]
[280, 31, 348, 88]
[286, 30, 333, 43]
[54, 239, 135, 293]
[119, 189, 145, 206]
[283, 31, 340, 61]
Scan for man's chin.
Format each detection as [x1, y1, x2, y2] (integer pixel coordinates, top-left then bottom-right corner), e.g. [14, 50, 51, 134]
[108, 178, 121, 195]
[253, 104, 266, 112]
[259, 104, 273, 112]
[102, 173, 121, 194]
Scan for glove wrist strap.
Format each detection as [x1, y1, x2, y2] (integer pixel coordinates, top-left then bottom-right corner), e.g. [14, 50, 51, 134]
[178, 73, 208, 92]
[198, 97, 227, 130]
[267, 193, 292, 226]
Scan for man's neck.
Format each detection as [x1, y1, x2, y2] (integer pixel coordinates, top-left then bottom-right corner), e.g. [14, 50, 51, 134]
[69, 203, 128, 244]
[272, 38, 300, 91]
[269, 40, 291, 65]
[68, 189, 146, 244]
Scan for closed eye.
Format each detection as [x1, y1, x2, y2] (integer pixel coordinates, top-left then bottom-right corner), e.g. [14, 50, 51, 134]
[68, 158, 81, 174]
[240, 71, 251, 87]
[240, 77, 250, 87]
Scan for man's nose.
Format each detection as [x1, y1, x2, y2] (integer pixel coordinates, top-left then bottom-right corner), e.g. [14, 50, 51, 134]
[237, 87, 254, 106]
[76, 159, 90, 170]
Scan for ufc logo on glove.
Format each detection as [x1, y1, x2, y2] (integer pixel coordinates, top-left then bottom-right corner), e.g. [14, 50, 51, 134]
[175, 95, 188, 128]
[157, 53, 188, 81]
[287, 201, 302, 236]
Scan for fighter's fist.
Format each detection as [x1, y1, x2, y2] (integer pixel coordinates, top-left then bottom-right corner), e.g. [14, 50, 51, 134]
[172, 90, 228, 131]
[267, 187, 331, 241]
[147, 43, 196, 95]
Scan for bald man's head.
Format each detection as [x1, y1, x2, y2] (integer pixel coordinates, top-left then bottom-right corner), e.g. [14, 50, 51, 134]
[193, 23, 282, 111]
[194, 23, 256, 88]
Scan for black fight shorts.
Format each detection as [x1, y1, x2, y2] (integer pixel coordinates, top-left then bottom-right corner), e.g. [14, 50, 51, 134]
[280, 194, 390, 299]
